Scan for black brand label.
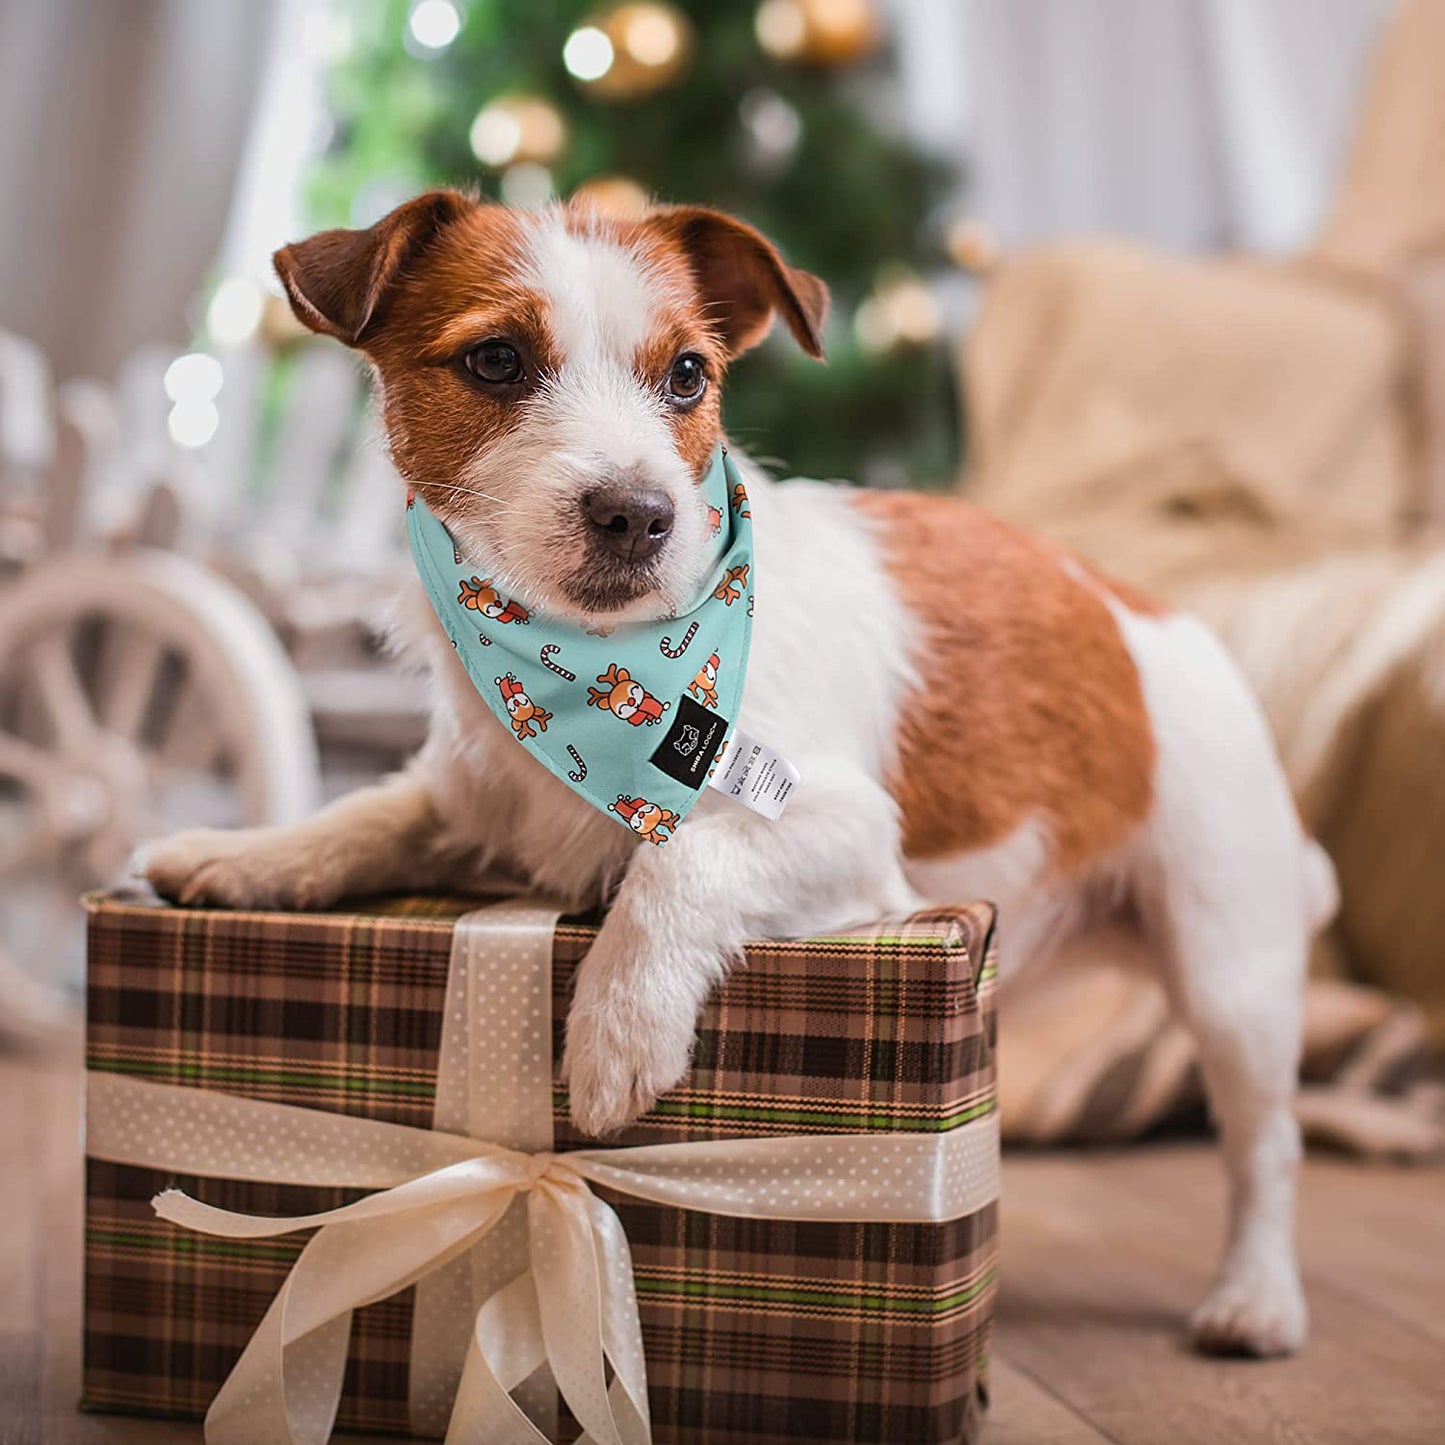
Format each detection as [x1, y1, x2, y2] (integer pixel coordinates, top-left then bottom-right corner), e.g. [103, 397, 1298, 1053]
[649, 695, 728, 789]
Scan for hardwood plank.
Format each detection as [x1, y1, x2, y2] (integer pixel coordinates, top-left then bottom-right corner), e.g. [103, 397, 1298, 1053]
[1107, 1144, 1445, 1347]
[2, 1039, 59, 1444]
[987, 1356, 1115, 1444]
[1, 1039, 73, 1445]
[0, 1333, 43, 1445]
[996, 1147, 1445, 1445]
[1269, 1154, 1445, 1347]
[0, 1051, 45, 1329]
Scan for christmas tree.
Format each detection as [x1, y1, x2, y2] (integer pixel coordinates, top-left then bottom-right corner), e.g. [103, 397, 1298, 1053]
[310, 0, 961, 486]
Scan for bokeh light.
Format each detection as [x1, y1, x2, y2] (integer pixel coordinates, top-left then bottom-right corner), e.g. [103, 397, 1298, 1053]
[163, 352, 224, 405]
[407, 0, 462, 54]
[206, 278, 264, 346]
[563, 26, 616, 82]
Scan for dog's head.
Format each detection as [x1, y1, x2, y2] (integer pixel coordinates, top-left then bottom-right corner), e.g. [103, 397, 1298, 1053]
[274, 192, 827, 622]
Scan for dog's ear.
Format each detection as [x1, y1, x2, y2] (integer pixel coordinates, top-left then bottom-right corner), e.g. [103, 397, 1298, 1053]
[646, 206, 829, 360]
[272, 190, 474, 346]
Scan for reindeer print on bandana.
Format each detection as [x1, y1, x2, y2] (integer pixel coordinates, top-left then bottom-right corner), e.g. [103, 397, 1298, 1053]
[406, 445, 759, 843]
[687, 652, 721, 709]
[458, 577, 530, 625]
[588, 664, 671, 726]
[714, 564, 749, 606]
[495, 674, 551, 740]
[610, 794, 679, 845]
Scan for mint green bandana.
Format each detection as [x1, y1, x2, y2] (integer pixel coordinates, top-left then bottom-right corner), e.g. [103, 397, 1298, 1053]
[406, 446, 753, 845]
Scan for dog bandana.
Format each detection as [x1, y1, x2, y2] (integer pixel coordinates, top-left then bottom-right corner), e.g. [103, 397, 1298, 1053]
[406, 445, 781, 846]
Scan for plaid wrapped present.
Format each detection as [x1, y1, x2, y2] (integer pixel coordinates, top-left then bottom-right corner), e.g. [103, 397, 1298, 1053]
[82, 890, 999, 1445]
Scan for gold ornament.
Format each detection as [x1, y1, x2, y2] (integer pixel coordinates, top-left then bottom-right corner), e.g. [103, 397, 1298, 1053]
[755, 0, 880, 67]
[945, 217, 1001, 274]
[565, 4, 694, 101]
[469, 95, 568, 169]
[571, 174, 652, 220]
[854, 269, 939, 355]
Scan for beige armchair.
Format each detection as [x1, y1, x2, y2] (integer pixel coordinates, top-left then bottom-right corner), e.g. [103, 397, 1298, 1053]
[961, 0, 1445, 1146]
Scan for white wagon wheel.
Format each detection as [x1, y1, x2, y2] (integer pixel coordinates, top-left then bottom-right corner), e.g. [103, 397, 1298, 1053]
[0, 548, 321, 1005]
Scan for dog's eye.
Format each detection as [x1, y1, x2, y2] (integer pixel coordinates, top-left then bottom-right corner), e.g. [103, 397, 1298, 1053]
[665, 353, 707, 406]
[465, 339, 523, 385]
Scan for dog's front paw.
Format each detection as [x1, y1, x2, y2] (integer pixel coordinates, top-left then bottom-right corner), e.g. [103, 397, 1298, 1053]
[1191, 1260, 1307, 1358]
[563, 992, 694, 1137]
[139, 828, 329, 910]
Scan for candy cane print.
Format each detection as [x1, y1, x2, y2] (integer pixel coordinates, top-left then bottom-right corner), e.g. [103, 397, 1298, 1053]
[659, 620, 699, 658]
[540, 644, 575, 681]
[566, 745, 587, 782]
[476, 632, 492, 646]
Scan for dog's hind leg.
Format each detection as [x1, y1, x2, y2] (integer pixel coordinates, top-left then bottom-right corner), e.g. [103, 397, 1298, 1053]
[1138, 867, 1309, 1356]
[1120, 607, 1321, 1357]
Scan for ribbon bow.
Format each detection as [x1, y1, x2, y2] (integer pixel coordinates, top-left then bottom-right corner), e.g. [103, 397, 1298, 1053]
[156, 1134, 650, 1445]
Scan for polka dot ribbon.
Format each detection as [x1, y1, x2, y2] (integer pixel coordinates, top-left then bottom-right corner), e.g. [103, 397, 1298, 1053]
[84, 907, 1001, 1445]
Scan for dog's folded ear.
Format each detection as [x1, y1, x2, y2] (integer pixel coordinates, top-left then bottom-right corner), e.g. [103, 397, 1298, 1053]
[646, 207, 830, 360]
[273, 190, 474, 347]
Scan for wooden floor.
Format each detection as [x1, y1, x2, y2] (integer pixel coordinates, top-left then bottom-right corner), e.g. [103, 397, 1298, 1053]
[5, 1029, 1443, 1444]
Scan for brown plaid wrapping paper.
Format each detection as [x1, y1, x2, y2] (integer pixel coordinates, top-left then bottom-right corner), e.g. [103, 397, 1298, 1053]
[83, 890, 998, 1445]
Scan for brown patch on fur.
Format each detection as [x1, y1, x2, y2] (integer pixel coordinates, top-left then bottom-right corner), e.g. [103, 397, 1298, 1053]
[419, 291, 558, 367]
[628, 206, 829, 360]
[853, 491, 1157, 872]
[618, 204, 829, 476]
[365, 204, 557, 504]
[276, 194, 563, 512]
[273, 191, 475, 345]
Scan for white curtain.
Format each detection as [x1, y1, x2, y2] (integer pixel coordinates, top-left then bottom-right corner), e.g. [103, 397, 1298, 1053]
[892, 0, 1398, 255]
[0, 0, 278, 380]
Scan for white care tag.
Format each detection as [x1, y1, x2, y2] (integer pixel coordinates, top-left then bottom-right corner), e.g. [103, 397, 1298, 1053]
[708, 727, 799, 820]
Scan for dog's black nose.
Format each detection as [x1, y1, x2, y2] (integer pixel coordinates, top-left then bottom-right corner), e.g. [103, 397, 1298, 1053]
[582, 485, 675, 562]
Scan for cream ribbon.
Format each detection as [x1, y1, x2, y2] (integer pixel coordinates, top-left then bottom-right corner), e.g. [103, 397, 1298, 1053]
[411, 902, 566, 1437]
[84, 905, 1000, 1445]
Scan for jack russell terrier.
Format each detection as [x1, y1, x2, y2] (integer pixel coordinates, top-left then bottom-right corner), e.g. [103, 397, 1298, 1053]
[143, 191, 1334, 1359]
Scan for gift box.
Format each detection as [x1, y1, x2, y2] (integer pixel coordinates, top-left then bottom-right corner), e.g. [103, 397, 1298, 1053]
[82, 889, 999, 1445]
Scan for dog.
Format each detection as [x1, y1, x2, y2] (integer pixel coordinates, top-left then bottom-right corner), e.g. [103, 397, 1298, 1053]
[142, 190, 1333, 1358]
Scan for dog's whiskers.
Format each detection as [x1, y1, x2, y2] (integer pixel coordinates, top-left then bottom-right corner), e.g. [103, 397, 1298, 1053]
[421, 480, 511, 507]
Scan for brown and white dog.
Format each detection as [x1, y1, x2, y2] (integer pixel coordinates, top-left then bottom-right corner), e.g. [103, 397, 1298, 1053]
[143, 191, 1334, 1358]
